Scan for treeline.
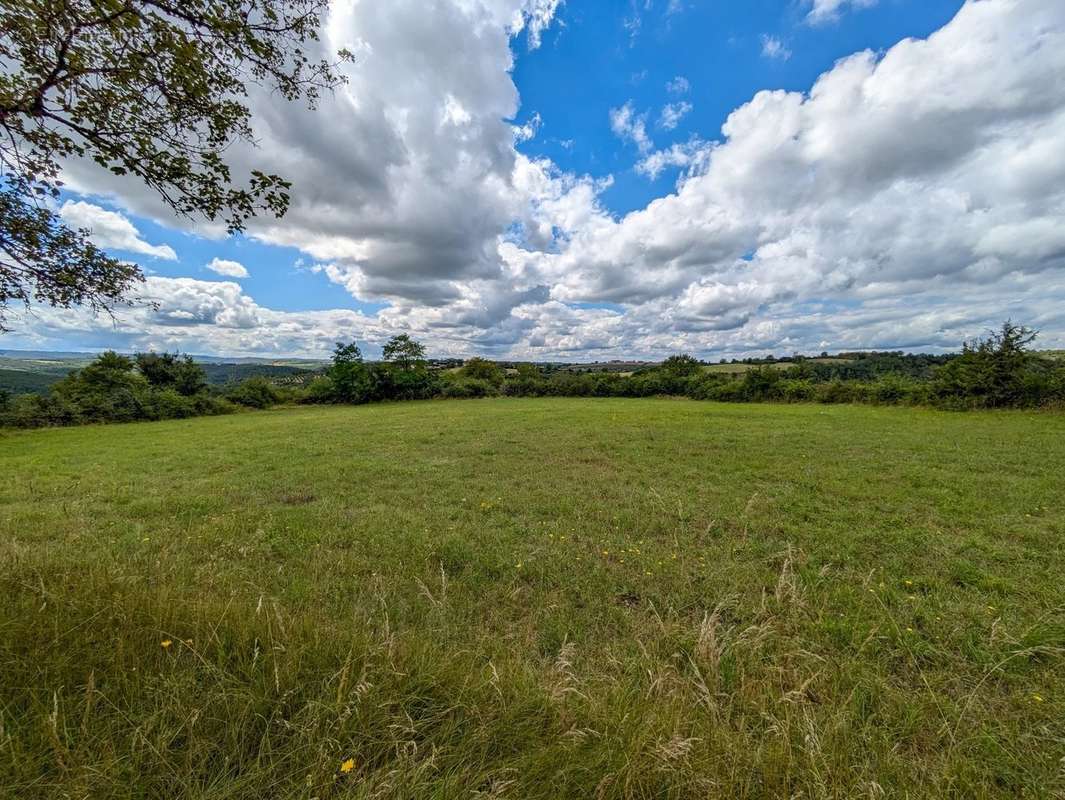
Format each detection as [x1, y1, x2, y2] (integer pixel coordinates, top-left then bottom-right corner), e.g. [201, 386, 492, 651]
[2, 323, 1063, 429]
[0, 352, 293, 428]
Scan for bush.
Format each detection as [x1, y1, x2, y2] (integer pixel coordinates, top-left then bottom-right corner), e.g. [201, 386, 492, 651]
[0, 392, 82, 428]
[778, 378, 816, 403]
[739, 366, 782, 401]
[460, 358, 504, 386]
[143, 388, 199, 420]
[868, 374, 923, 405]
[225, 377, 283, 409]
[369, 365, 440, 402]
[302, 376, 336, 404]
[441, 377, 497, 399]
[815, 380, 858, 404]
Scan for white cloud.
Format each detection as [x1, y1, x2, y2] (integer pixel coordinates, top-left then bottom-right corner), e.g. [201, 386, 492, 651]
[514, 111, 543, 142]
[537, 0, 1065, 340]
[59, 201, 177, 260]
[760, 35, 792, 61]
[636, 137, 712, 180]
[205, 258, 250, 278]
[666, 76, 690, 94]
[517, 0, 564, 49]
[609, 101, 653, 153]
[807, 0, 878, 25]
[658, 100, 693, 130]
[31, 0, 1065, 361]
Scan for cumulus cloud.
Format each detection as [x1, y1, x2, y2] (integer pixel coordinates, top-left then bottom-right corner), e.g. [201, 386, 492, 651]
[205, 258, 250, 278]
[59, 201, 177, 260]
[609, 101, 653, 153]
[60, 0, 564, 308]
[636, 137, 712, 180]
[33, 0, 1065, 360]
[514, 111, 543, 142]
[807, 0, 878, 25]
[518, 0, 564, 49]
[536, 0, 1065, 340]
[658, 100, 693, 130]
[760, 35, 792, 61]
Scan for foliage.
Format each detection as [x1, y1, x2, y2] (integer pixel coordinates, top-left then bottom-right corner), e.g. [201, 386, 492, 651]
[382, 333, 427, 370]
[932, 321, 1045, 408]
[224, 376, 283, 409]
[659, 353, 702, 376]
[326, 341, 371, 404]
[460, 357, 504, 385]
[0, 0, 347, 327]
[0, 349, 283, 427]
[4, 323, 1065, 430]
[377, 333, 436, 400]
[0, 180, 145, 331]
[135, 351, 207, 396]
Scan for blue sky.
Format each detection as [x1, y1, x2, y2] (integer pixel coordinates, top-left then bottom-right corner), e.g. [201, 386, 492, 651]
[513, 0, 963, 215]
[8, 0, 1065, 359]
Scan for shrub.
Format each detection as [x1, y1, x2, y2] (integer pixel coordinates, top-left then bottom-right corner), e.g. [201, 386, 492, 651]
[460, 358, 504, 386]
[441, 377, 497, 399]
[778, 378, 816, 403]
[0, 392, 82, 428]
[370, 364, 440, 402]
[225, 377, 284, 409]
[739, 366, 782, 401]
[302, 376, 336, 404]
[143, 388, 199, 420]
[815, 380, 857, 404]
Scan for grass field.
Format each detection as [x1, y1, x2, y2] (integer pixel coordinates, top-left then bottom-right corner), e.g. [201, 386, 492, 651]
[2, 399, 1064, 798]
[701, 358, 853, 375]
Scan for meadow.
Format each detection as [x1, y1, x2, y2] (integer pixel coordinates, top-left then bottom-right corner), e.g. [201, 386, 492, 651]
[1, 399, 1063, 799]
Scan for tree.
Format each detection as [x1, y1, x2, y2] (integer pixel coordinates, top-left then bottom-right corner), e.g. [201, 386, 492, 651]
[135, 351, 207, 396]
[933, 321, 1040, 407]
[50, 350, 146, 421]
[659, 354, 702, 377]
[0, 186, 143, 331]
[461, 357, 503, 385]
[0, 0, 349, 329]
[382, 334, 427, 371]
[328, 340, 369, 403]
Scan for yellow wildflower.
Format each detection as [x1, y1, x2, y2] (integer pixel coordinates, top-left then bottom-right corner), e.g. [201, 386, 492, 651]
[161, 639, 173, 649]
[340, 757, 355, 774]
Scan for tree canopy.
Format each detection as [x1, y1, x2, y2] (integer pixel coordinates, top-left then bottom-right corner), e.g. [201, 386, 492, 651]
[382, 334, 427, 370]
[0, 0, 347, 330]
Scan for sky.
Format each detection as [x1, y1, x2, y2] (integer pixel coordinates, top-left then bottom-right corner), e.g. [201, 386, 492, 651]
[5, 0, 1065, 360]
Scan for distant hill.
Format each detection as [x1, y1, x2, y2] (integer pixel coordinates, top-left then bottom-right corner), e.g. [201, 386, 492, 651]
[0, 350, 326, 394]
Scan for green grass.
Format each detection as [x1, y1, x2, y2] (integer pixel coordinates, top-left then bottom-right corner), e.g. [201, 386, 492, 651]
[1, 399, 1063, 799]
